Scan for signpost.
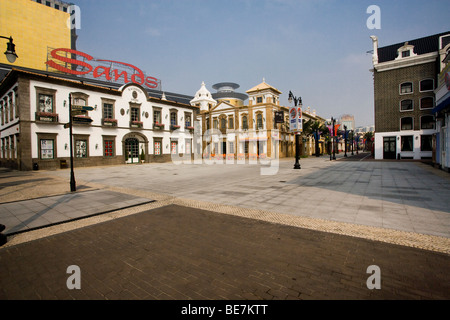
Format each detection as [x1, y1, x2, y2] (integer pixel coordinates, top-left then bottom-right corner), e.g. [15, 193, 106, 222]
[68, 94, 76, 192]
[66, 97, 94, 192]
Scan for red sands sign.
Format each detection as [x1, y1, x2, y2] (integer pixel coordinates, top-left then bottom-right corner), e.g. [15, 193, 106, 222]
[46, 48, 159, 89]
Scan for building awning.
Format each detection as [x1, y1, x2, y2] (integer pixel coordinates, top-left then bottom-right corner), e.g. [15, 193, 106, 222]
[433, 95, 450, 114]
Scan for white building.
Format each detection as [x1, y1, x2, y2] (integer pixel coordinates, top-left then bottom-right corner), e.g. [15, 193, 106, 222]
[0, 67, 199, 170]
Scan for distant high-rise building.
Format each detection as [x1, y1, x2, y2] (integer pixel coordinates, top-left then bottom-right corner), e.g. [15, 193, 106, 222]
[340, 114, 355, 131]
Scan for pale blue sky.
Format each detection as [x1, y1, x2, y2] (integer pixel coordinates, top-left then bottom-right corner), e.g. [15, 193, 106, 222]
[74, 0, 450, 127]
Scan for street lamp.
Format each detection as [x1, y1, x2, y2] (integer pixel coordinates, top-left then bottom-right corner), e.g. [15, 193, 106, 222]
[344, 125, 348, 157]
[0, 36, 18, 63]
[331, 117, 336, 160]
[351, 130, 354, 156]
[69, 93, 76, 192]
[288, 90, 302, 170]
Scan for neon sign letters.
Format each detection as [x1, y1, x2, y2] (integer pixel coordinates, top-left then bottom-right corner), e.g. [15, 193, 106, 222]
[46, 48, 159, 89]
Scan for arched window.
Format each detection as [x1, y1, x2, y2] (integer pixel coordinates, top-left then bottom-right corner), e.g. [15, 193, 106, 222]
[401, 117, 413, 130]
[420, 115, 434, 129]
[420, 79, 434, 92]
[257, 114, 263, 129]
[400, 99, 413, 111]
[420, 97, 434, 109]
[242, 115, 248, 129]
[400, 82, 413, 94]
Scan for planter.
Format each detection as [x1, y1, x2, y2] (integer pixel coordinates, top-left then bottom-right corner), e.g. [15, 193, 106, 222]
[36, 112, 58, 122]
[130, 121, 143, 128]
[102, 118, 118, 126]
[154, 123, 165, 130]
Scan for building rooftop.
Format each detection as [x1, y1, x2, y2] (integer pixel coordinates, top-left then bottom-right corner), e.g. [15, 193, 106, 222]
[0, 63, 194, 105]
[378, 31, 450, 63]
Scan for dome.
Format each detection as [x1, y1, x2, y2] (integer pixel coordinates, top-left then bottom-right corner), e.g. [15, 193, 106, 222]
[190, 81, 217, 111]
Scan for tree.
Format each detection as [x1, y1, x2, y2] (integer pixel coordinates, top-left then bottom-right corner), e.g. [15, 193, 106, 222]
[302, 120, 329, 156]
[364, 132, 374, 152]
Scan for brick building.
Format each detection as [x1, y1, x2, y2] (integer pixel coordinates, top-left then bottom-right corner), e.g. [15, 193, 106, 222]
[371, 32, 450, 160]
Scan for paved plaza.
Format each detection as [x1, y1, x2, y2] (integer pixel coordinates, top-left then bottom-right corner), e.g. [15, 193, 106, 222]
[0, 153, 449, 302]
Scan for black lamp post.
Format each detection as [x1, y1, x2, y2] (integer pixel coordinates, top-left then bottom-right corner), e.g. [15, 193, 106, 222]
[0, 36, 18, 63]
[344, 125, 348, 157]
[288, 91, 302, 170]
[69, 94, 76, 192]
[331, 117, 336, 160]
[351, 130, 354, 156]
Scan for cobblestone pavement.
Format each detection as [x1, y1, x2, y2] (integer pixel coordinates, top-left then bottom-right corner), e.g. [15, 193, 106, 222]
[1, 204, 449, 300]
[0, 154, 449, 302]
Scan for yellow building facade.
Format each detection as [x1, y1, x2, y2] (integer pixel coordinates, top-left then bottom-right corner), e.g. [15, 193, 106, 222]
[0, 0, 72, 70]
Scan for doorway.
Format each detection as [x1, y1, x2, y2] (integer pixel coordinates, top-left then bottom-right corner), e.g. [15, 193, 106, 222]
[125, 138, 139, 163]
[383, 136, 396, 159]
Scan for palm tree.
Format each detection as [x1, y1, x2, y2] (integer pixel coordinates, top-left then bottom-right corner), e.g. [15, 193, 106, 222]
[302, 120, 329, 156]
[364, 131, 374, 153]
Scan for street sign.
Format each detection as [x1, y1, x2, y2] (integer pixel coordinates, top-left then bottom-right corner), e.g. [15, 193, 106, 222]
[72, 116, 93, 123]
[274, 111, 284, 124]
[72, 105, 94, 111]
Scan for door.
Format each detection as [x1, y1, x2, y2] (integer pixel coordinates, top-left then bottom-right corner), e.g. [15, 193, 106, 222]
[125, 138, 139, 163]
[383, 136, 396, 159]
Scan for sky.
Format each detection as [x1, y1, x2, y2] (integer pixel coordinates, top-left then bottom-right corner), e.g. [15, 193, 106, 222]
[73, 0, 450, 127]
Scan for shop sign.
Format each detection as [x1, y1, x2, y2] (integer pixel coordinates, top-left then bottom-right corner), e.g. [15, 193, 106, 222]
[46, 48, 160, 89]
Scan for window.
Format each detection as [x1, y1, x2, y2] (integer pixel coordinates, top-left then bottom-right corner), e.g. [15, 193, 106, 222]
[401, 136, 413, 152]
[213, 119, 218, 129]
[185, 114, 192, 128]
[421, 135, 433, 151]
[75, 140, 88, 158]
[154, 141, 161, 155]
[257, 97, 263, 104]
[40, 139, 54, 159]
[130, 106, 140, 122]
[421, 115, 435, 129]
[170, 111, 177, 126]
[153, 109, 161, 124]
[104, 140, 114, 157]
[400, 99, 413, 111]
[229, 141, 235, 154]
[400, 82, 413, 94]
[242, 115, 248, 129]
[171, 141, 178, 155]
[103, 103, 114, 119]
[402, 51, 410, 58]
[420, 97, 434, 109]
[38, 94, 54, 113]
[228, 116, 234, 129]
[257, 114, 263, 129]
[73, 97, 86, 106]
[401, 117, 413, 130]
[221, 117, 227, 130]
[420, 79, 434, 92]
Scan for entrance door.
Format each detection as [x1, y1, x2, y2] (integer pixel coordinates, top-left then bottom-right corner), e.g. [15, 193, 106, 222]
[383, 136, 396, 159]
[125, 138, 139, 163]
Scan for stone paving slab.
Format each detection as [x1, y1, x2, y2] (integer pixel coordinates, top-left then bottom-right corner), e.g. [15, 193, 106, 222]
[0, 189, 154, 235]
